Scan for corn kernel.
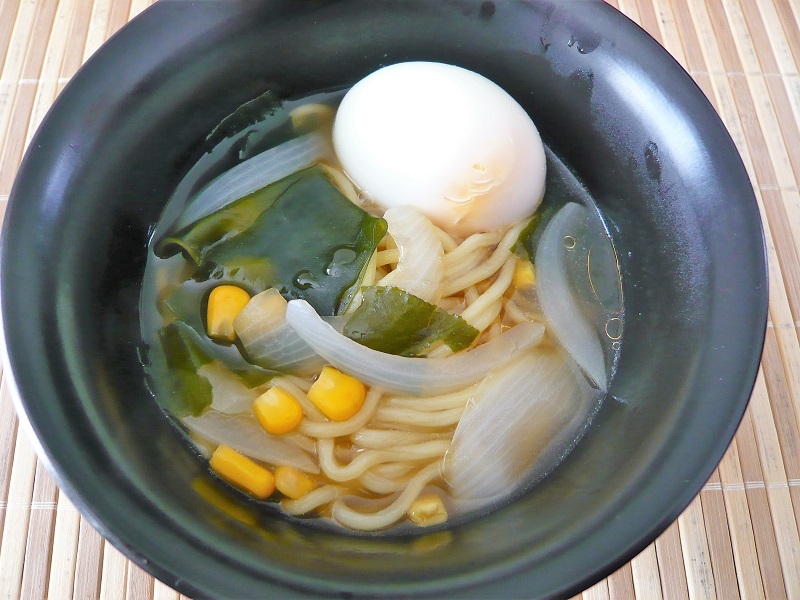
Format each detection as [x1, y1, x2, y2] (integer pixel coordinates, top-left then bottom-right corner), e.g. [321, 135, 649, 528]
[207, 285, 251, 342]
[209, 445, 274, 499]
[307, 366, 366, 422]
[514, 259, 536, 289]
[253, 387, 304, 435]
[408, 493, 448, 527]
[274, 465, 316, 499]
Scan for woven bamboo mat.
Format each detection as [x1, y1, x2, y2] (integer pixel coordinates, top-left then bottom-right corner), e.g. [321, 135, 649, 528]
[0, 0, 798, 598]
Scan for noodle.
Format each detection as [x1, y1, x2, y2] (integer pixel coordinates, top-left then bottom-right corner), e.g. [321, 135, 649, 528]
[298, 387, 383, 438]
[386, 386, 476, 411]
[351, 429, 449, 449]
[459, 256, 516, 332]
[441, 219, 528, 297]
[317, 439, 449, 481]
[281, 485, 340, 515]
[372, 406, 464, 429]
[331, 462, 442, 531]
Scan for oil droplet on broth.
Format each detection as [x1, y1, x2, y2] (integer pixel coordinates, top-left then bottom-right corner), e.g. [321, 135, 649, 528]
[605, 317, 623, 340]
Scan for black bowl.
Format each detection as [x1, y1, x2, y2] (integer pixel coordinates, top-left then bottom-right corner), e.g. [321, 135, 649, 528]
[0, 1, 767, 598]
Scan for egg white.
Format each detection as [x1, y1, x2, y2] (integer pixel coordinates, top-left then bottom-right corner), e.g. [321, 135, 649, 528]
[332, 61, 546, 237]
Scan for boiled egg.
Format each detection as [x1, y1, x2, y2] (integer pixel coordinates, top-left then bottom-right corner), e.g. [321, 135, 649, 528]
[332, 61, 546, 237]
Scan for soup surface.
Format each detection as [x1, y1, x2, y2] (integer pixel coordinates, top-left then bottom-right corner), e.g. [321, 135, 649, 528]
[140, 79, 623, 533]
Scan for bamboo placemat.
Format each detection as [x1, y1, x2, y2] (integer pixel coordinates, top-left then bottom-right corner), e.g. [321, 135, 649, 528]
[0, 0, 798, 598]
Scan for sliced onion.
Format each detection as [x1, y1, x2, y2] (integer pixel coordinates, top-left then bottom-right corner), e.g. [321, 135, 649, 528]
[444, 349, 599, 509]
[536, 202, 608, 390]
[377, 206, 444, 303]
[198, 362, 262, 415]
[285, 299, 545, 395]
[182, 410, 319, 473]
[176, 131, 332, 229]
[234, 288, 325, 375]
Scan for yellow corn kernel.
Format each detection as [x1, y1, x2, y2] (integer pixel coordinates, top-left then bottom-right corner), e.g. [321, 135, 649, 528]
[407, 493, 448, 527]
[274, 465, 316, 499]
[207, 285, 251, 342]
[514, 258, 536, 289]
[253, 387, 304, 435]
[307, 366, 366, 422]
[209, 445, 275, 499]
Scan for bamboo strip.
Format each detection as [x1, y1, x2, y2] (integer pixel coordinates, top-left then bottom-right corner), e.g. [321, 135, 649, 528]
[735, 408, 790, 599]
[107, 0, 133, 41]
[129, 0, 153, 20]
[606, 562, 636, 600]
[46, 492, 81, 600]
[58, 0, 95, 95]
[99, 540, 129, 600]
[582, 579, 610, 600]
[631, 543, 663, 599]
[716, 440, 767, 600]
[666, 0, 717, 116]
[0, 376, 19, 544]
[83, 0, 113, 63]
[739, 1, 800, 185]
[0, 0, 23, 69]
[19, 461, 58, 600]
[754, 328, 800, 508]
[633, 0, 663, 43]
[655, 521, 690, 600]
[699, 471, 741, 599]
[0, 0, 65, 192]
[153, 577, 182, 600]
[73, 515, 104, 599]
[0, 427, 38, 599]
[757, 334, 800, 599]
[0, 0, 48, 192]
[23, 0, 81, 150]
[126, 562, 155, 599]
[754, 0, 799, 77]
[771, 0, 800, 74]
[677, 497, 717, 599]
[616, 0, 641, 26]
[648, 0, 687, 69]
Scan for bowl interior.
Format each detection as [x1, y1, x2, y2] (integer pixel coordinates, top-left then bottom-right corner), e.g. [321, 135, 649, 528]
[1, 1, 766, 598]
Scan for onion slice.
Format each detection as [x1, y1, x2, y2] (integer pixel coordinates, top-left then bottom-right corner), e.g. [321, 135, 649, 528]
[198, 362, 262, 415]
[378, 206, 444, 303]
[234, 289, 324, 375]
[444, 349, 599, 509]
[182, 410, 319, 473]
[176, 131, 331, 229]
[285, 299, 545, 395]
[536, 202, 608, 390]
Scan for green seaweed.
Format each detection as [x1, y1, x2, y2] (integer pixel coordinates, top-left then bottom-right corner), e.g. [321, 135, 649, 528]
[343, 286, 479, 357]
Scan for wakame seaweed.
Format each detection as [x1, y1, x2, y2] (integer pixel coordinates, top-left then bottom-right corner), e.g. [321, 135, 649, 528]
[157, 322, 214, 417]
[157, 165, 388, 316]
[343, 286, 479, 357]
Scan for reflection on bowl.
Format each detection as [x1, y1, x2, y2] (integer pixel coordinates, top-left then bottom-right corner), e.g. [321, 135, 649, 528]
[0, 1, 766, 598]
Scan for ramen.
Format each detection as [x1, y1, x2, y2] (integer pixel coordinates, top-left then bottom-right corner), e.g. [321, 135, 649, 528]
[139, 63, 622, 532]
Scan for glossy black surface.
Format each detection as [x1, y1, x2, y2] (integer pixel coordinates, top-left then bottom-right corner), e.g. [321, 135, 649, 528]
[0, 1, 767, 598]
